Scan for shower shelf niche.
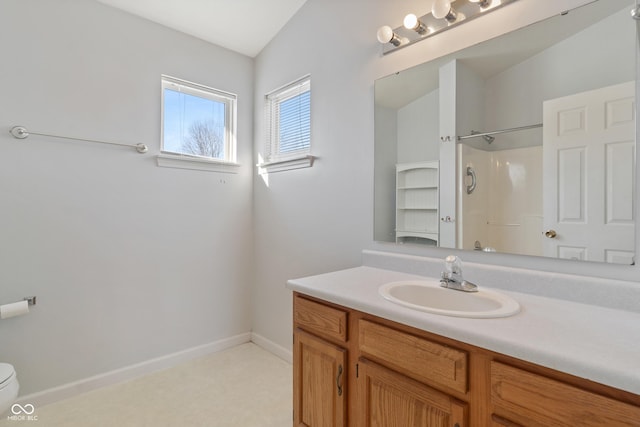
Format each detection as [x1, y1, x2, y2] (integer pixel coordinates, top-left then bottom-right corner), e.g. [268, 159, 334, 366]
[396, 161, 439, 245]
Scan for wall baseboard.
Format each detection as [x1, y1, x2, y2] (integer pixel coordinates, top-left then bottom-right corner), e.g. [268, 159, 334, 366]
[250, 332, 293, 364]
[17, 333, 251, 409]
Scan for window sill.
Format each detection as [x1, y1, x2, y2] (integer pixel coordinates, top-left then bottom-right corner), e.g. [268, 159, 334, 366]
[257, 155, 315, 174]
[156, 153, 240, 173]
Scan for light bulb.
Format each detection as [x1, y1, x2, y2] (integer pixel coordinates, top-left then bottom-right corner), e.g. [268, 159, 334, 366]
[403, 13, 427, 35]
[376, 25, 394, 44]
[403, 14, 418, 30]
[432, 0, 460, 23]
[376, 25, 403, 46]
[432, 0, 452, 20]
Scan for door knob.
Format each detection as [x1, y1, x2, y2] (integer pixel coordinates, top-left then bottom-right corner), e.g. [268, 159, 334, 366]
[544, 229, 557, 238]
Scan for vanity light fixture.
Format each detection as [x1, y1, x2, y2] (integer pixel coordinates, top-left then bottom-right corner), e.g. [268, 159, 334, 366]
[403, 13, 429, 35]
[376, 25, 404, 46]
[376, 0, 517, 55]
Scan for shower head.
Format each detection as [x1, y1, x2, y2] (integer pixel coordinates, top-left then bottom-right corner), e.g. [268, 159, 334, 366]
[470, 130, 494, 144]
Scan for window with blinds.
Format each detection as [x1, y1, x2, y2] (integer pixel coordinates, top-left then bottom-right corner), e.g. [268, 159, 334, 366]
[265, 75, 311, 163]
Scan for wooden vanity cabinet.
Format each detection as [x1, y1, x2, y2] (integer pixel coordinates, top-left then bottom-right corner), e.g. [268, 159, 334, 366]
[292, 293, 640, 427]
[293, 294, 469, 426]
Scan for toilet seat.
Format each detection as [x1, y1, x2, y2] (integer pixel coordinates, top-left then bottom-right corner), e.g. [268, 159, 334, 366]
[0, 364, 16, 389]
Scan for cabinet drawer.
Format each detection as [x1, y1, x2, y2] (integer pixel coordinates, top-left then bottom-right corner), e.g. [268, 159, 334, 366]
[358, 319, 468, 394]
[491, 362, 640, 426]
[294, 296, 348, 343]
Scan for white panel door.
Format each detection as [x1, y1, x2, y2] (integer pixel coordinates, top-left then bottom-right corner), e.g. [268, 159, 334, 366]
[543, 81, 635, 264]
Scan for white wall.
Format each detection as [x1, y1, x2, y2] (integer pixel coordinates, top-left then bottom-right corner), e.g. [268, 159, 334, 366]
[0, 0, 254, 395]
[253, 0, 638, 355]
[454, 61, 486, 145]
[397, 90, 440, 163]
[438, 60, 458, 248]
[374, 106, 397, 242]
[252, 0, 375, 352]
[374, 86, 439, 243]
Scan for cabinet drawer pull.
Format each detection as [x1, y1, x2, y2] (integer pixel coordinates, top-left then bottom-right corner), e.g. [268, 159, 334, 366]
[336, 364, 344, 396]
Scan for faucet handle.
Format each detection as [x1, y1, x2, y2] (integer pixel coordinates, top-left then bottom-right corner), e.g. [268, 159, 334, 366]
[444, 255, 462, 275]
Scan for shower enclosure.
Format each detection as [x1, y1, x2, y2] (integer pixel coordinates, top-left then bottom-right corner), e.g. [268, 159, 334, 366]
[457, 126, 544, 256]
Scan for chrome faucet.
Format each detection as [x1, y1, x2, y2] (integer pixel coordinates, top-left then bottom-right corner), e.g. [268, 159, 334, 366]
[440, 255, 478, 292]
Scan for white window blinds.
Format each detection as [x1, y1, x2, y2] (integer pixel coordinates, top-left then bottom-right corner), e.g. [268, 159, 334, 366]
[266, 75, 311, 162]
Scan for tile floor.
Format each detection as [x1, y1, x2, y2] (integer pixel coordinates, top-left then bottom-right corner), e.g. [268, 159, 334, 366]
[1, 343, 292, 427]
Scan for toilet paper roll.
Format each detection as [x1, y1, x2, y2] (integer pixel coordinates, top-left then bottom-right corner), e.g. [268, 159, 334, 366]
[0, 301, 29, 319]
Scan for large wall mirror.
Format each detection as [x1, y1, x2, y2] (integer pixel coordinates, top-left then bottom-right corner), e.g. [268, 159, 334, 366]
[374, 0, 637, 265]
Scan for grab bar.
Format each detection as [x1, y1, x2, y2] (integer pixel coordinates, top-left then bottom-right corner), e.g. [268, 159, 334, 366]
[466, 166, 476, 194]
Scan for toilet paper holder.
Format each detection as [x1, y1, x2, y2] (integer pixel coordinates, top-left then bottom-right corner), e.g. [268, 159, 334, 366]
[0, 296, 36, 320]
[3, 296, 37, 306]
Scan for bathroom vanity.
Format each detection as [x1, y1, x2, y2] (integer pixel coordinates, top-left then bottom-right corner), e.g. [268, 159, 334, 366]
[288, 265, 640, 426]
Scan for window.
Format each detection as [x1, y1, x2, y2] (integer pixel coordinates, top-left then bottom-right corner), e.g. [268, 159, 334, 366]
[161, 75, 237, 164]
[263, 75, 312, 170]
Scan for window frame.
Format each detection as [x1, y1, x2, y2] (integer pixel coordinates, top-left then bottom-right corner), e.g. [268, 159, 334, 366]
[160, 75, 238, 165]
[261, 75, 313, 172]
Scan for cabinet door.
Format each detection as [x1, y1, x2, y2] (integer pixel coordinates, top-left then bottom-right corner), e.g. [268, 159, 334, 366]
[294, 328, 347, 427]
[358, 358, 468, 427]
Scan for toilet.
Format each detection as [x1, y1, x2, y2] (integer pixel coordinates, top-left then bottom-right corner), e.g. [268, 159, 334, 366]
[0, 363, 19, 415]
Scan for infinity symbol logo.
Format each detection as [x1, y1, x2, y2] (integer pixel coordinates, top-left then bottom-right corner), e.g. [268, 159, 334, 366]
[11, 403, 35, 415]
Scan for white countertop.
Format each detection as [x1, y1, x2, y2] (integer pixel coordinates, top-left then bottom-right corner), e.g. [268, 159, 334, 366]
[287, 266, 640, 395]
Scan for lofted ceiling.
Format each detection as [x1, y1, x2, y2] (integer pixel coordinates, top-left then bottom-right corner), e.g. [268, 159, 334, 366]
[96, 0, 307, 57]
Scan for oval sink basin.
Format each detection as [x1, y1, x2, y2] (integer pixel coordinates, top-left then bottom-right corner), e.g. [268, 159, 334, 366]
[379, 280, 520, 318]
